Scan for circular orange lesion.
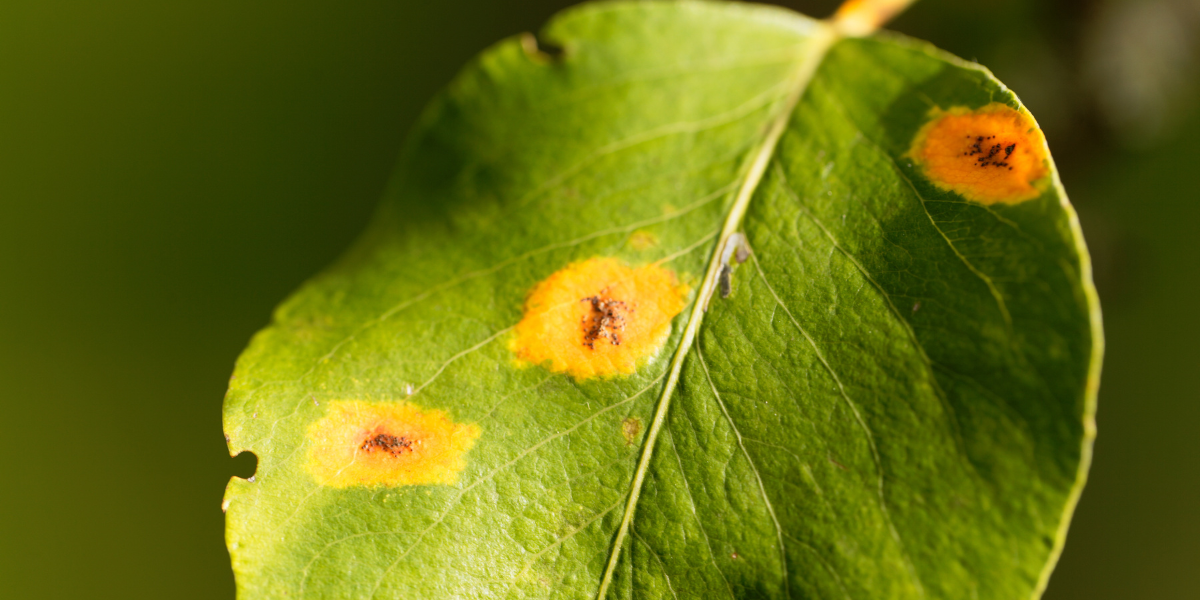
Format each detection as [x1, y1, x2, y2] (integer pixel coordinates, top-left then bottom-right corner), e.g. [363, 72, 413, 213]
[908, 103, 1050, 205]
[510, 258, 689, 380]
[305, 400, 480, 488]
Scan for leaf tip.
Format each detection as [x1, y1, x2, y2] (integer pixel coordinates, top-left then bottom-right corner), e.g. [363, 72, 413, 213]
[519, 32, 566, 64]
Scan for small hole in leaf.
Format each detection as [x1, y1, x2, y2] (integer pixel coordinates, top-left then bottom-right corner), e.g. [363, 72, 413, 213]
[231, 450, 258, 481]
[520, 32, 566, 63]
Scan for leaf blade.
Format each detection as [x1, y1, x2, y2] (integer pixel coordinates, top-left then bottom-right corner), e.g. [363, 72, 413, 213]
[618, 33, 1099, 598]
[221, 3, 1101, 599]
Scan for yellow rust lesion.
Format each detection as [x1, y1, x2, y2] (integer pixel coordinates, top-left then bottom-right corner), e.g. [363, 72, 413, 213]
[510, 258, 689, 380]
[908, 103, 1050, 205]
[305, 400, 480, 488]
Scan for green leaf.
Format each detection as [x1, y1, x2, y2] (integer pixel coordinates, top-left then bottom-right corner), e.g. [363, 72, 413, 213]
[222, 2, 1102, 598]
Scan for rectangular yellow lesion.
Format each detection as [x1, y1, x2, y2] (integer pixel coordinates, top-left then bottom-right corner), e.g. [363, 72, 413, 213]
[306, 400, 480, 487]
[510, 258, 689, 380]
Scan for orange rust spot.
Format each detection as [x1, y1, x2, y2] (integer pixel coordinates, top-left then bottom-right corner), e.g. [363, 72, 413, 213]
[908, 103, 1050, 204]
[510, 258, 688, 380]
[305, 400, 480, 488]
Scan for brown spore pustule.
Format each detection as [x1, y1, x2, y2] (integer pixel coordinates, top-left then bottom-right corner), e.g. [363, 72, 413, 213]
[305, 400, 480, 488]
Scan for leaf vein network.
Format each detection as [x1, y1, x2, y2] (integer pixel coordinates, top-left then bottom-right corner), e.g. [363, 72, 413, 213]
[697, 344, 792, 598]
[631, 530, 681, 600]
[749, 252, 927, 598]
[666, 427, 737, 599]
[819, 91, 1013, 332]
[363, 373, 666, 598]
[245, 186, 729, 455]
[297, 448, 638, 596]
[766, 161, 983, 477]
[503, 77, 794, 216]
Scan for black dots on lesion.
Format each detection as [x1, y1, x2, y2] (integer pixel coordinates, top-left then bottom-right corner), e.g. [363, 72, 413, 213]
[963, 134, 1016, 170]
[361, 433, 413, 457]
[580, 289, 630, 350]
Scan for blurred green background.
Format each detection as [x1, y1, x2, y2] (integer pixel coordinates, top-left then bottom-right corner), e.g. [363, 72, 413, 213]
[2, 0, 1196, 597]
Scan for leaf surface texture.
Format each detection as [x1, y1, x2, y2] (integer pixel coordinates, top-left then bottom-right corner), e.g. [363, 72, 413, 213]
[223, 3, 1101, 598]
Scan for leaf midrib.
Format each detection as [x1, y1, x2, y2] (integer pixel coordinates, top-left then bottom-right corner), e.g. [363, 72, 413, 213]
[594, 20, 842, 599]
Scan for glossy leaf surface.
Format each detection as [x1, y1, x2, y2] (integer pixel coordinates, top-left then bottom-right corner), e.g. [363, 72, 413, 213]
[222, 2, 1101, 598]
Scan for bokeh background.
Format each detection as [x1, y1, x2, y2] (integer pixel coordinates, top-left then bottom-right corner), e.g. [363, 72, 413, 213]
[2, 0, 1196, 597]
